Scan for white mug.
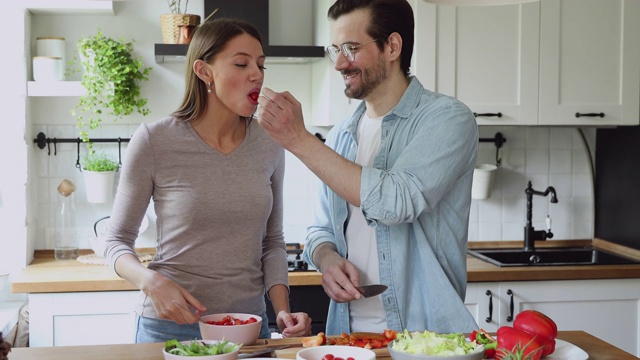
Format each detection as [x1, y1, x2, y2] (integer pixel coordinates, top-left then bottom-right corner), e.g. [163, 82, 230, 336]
[471, 164, 498, 200]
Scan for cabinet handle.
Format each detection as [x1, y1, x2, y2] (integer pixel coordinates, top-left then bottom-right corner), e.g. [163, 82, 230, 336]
[575, 112, 604, 118]
[473, 112, 503, 118]
[506, 289, 514, 322]
[485, 290, 493, 323]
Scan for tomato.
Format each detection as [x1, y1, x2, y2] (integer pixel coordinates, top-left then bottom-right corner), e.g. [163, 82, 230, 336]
[205, 315, 258, 326]
[322, 354, 334, 360]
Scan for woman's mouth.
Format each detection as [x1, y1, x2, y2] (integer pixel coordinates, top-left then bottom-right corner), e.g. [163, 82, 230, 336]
[248, 91, 260, 105]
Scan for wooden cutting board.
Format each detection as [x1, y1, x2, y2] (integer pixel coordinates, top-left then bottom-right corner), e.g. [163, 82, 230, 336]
[245, 336, 390, 359]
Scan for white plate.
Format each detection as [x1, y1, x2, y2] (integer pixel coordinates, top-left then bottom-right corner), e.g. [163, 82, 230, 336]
[488, 339, 587, 360]
[545, 339, 588, 360]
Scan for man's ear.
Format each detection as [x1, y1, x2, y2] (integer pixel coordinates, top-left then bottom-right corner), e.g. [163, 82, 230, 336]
[386, 32, 403, 62]
[193, 59, 213, 83]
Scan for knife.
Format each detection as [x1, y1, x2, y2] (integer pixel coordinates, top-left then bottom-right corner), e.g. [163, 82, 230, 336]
[356, 284, 388, 298]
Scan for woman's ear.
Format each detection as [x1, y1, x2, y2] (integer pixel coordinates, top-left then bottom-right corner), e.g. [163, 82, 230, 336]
[193, 59, 212, 83]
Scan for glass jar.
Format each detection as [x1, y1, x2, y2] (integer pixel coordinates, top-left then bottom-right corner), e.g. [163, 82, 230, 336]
[54, 179, 79, 260]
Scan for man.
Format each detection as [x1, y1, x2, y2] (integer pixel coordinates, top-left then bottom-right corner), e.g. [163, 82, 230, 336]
[256, 0, 478, 334]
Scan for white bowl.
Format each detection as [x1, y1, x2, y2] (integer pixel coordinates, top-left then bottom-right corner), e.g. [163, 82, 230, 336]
[199, 313, 262, 345]
[389, 339, 484, 360]
[296, 345, 376, 360]
[163, 339, 240, 360]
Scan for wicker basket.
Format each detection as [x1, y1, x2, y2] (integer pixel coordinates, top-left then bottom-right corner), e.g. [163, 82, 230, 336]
[160, 13, 201, 44]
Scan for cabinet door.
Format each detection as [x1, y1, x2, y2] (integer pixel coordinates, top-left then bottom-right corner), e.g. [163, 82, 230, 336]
[500, 279, 640, 356]
[464, 283, 499, 332]
[29, 291, 138, 347]
[435, 3, 540, 125]
[539, 0, 640, 126]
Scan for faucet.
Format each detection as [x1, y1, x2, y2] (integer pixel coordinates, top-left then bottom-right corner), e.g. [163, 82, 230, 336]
[524, 181, 558, 252]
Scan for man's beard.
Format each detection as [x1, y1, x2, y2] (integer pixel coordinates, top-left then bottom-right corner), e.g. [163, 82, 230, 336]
[343, 55, 388, 100]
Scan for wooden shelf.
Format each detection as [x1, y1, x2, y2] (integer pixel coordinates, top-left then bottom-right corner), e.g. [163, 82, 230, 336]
[27, 81, 84, 97]
[25, 0, 114, 15]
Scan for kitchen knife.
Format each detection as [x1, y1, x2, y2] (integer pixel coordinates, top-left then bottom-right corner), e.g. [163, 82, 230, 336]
[356, 284, 388, 298]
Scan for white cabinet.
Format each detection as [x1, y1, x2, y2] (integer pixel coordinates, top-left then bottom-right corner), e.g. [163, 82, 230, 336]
[428, 2, 541, 126]
[538, 0, 640, 126]
[466, 279, 640, 356]
[29, 291, 138, 347]
[421, 0, 640, 126]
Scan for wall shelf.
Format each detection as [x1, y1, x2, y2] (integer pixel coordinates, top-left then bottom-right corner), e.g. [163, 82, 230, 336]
[27, 81, 84, 97]
[25, 0, 114, 15]
[154, 44, 325, 64]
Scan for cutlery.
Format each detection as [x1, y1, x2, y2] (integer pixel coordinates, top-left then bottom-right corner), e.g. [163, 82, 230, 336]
[172, 300, 206, 324]
[238, 345, 292, 358]
[356, 284, 388, 298]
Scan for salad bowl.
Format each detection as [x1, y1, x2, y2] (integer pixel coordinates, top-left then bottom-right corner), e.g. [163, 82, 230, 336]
[163, 339, 240, 360]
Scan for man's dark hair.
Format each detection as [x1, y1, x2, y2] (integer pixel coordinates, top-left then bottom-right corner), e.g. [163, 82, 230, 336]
[328, 0, 414, 77]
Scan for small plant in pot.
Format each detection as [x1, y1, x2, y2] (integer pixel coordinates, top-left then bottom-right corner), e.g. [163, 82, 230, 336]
[81, 152, 120, 204]
[71, 30, 152, 144]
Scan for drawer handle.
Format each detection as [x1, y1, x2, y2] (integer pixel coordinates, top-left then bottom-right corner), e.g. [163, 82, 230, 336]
[485, 290, 493, 323]
[575, 112, 604, 118]
[506, 289, 514, 322]
[474, 112, 503, 118]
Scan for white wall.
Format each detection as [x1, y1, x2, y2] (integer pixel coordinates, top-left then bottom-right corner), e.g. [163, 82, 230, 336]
[6, 0, 596, 271]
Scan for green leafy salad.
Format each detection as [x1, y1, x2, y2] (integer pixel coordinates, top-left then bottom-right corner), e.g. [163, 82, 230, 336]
[391, 330, 479, 356]
[164, 339, 240, 356]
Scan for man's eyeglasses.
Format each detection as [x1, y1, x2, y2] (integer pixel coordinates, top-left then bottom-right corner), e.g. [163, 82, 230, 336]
[326, 38, 381, 63]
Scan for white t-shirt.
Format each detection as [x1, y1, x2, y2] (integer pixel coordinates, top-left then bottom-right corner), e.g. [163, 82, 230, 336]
[346, 111, 387, 332]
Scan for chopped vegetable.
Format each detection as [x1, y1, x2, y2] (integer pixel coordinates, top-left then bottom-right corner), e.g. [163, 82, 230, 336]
[392, 330, 479, 356]
[164, 339, 240, 356]
[470, 329, 497, 358]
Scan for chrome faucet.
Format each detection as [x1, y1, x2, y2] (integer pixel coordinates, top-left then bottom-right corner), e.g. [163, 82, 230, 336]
[524, 181, 558, 251]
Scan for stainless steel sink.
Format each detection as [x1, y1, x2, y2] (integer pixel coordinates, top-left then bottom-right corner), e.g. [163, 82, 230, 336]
[468, 246, 640, 267]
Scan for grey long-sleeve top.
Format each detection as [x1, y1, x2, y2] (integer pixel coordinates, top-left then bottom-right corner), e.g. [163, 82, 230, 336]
[104, 116, 288, 319]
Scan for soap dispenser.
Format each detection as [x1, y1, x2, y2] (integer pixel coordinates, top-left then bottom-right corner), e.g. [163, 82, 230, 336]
[54, 179, 79, 260]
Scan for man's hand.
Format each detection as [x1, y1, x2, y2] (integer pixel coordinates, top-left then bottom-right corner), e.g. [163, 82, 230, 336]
[317, 250, 363, 303]
[276, 311, 313, 337]
[256, 87, 312, 151]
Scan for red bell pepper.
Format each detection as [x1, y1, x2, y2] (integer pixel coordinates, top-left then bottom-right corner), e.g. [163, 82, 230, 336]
[513, 310, 558, 357]
[495, 326, 545, 360]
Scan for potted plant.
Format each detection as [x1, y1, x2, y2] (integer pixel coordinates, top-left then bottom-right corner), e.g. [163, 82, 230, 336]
[81, 152, 120, 204]
[161, 0, 201, 44]
[71, 30, 152, 145]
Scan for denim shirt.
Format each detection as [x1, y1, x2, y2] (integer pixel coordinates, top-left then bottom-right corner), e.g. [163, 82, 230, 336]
[303, 77, 479, 334]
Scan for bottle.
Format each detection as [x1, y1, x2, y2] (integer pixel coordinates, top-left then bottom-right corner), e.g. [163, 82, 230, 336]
[54, 179, 79, 260]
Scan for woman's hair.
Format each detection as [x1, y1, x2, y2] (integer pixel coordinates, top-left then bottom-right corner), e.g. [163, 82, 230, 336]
[172, 18, 263, 122]
[328, 0, 414, 78]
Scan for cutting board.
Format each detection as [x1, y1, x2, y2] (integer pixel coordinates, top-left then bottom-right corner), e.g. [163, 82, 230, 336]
[245, 337, 391, 359]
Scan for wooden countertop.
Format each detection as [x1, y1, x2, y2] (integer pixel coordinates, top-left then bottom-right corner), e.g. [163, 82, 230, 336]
[7, 331, 638, 360]
[12, 239, 640, 294]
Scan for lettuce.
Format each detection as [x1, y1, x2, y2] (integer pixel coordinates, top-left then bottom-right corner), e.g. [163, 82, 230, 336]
[391, 330, 478, 356]
[164, 339, 240, 356]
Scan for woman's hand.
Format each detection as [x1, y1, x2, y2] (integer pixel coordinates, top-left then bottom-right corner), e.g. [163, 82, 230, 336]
[276, 311, 313, 337]
[142, 271, 206, 325]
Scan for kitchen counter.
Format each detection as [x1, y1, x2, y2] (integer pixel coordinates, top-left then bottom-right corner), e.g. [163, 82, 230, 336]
[7, 331, 638, 360]
[12, 239, 640, 294]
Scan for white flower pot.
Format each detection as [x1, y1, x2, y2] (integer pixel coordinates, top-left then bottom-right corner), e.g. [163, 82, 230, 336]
[83, 170, 116, 203]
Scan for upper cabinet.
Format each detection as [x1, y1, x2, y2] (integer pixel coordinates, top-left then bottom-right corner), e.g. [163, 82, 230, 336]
[538, 0, 640, 126]
[417, 0, 640, 126]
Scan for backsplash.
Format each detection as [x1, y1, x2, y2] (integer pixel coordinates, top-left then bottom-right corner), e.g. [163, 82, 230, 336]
[30, 123, 595, 250]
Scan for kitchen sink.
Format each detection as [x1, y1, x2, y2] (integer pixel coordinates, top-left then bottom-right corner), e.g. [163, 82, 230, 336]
[468, 246, 640, 267]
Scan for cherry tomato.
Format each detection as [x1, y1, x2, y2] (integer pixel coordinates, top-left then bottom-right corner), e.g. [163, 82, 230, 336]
[322, 354, 334, 360]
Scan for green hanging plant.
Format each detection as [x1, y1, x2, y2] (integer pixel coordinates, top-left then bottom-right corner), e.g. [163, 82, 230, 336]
[70, 30, 152, 154]
[82, 152, 120, 172]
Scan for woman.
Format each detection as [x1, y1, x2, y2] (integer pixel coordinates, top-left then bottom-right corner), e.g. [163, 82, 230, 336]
[104, 18, 312, 343]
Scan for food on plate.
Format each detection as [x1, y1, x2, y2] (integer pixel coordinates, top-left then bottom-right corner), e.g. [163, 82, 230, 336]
[512, 310, 557, 357]
[469, 329, 496, 358]
[492, 310, 559, 359]
[164, 339, 239, 356]
[205, 315, 259, 326]
[302, 330, 397, 349]
[391, 329, 480, 356]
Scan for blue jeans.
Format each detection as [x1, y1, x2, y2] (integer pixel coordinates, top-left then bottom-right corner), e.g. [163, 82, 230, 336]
[135, 313, 272, 343]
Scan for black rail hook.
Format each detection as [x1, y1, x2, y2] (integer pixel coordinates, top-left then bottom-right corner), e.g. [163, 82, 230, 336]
[76, 140, 82, 171]
[478, 132, 507, 167]
[117, 138, 123, 170]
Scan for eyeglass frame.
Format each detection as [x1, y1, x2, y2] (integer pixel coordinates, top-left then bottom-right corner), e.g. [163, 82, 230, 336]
[326, 38, 382, 63]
